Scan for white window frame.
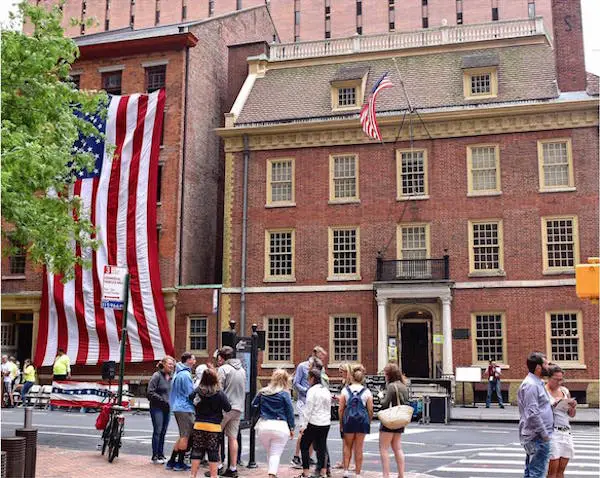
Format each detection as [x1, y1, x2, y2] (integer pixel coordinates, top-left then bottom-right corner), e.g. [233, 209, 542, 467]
[397, 223, 431, 279]
[546, 310, 585, 369]
[329, 154, 360, 203]
[471, 312, 507, 366]
[329, 314, 361, 366]
[463, 67, 498, 99]
[467, 144, 501, 196]
[264, 229, 296, 282]
[266, 158, 295, 207]
[537, 138, 575, 192]
[396, 148, 429, 200]
[328, 226, 361, 281]
[468, 219, 505, 276]
[541, 215, 579, 274]
[263, 316, 294, 366]
[186, 316, 208, 356]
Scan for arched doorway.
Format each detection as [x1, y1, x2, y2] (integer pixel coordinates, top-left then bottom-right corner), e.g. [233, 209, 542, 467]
[398, 310, 433, 378]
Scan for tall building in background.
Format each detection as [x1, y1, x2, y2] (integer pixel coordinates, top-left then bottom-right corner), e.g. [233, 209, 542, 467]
[29, 0, 552, 43]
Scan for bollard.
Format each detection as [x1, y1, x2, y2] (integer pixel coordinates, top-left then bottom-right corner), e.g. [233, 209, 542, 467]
[23, 407, 33, 429]
[1, 436, 25, 478]
[15, 428, 38, 478]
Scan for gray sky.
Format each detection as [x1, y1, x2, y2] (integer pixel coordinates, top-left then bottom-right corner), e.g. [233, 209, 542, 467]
[1, 0, 599, 74]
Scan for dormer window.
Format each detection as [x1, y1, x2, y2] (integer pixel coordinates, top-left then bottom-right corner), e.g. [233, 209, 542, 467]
[462, 53, 499, 100]
[331, 66, 369, 111]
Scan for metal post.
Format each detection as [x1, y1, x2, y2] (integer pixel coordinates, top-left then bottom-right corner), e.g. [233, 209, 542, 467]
[23, 407, 33, 429]
[116, 273, 130, 405]
[247, 324, 259, 469]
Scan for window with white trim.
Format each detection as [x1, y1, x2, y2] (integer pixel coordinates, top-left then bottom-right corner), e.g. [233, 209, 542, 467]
[397, 149, 427, 198]
[330, 154, 358, 201]
[542, 216, 579, 273]
[397, 223, 430, 278]
[267, 159, 294, 205]
[188, 316, 207, 353]
[473, 313, 505, 363]
[538, 139, 574, 190]
[548, 311, 582, 364]
[463, 67, 498, 99]
[0, 323, 15, 347]
[329, 227, 360, 279]
[266, 317, 292, 363]
[469, 220, 503, 273]
[265, 229, 295, 281]
[331, 315, 360, 363]
[468, 145, 500, 194]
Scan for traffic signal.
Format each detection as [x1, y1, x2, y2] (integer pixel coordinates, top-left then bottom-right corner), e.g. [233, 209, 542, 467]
[575, 257, 599, 302]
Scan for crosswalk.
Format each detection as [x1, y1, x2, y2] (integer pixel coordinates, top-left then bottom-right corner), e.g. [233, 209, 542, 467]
[430, 429, 600, 477]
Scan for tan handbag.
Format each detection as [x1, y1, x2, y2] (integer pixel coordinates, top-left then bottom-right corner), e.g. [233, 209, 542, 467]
[377, 383, 413, 430]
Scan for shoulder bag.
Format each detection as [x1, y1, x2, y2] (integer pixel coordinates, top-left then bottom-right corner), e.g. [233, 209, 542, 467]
[377, 383, 413, 430]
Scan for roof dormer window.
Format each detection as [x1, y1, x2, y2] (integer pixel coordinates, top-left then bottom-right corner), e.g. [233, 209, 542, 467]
[331, 66, 369, 111]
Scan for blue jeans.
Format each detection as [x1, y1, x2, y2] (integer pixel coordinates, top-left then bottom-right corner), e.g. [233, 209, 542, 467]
[486, 380, 503, 407]
[150, 407, 170, 457]
[523, 438, 551, 477]
[21, 381, 34, 405]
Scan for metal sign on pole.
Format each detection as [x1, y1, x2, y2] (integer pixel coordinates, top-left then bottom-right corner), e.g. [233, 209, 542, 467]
[101, 265, 130, 406]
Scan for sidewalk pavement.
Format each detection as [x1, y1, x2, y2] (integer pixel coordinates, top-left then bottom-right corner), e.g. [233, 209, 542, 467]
[451, 404, 599, 424]
[36, 446, 435, 478]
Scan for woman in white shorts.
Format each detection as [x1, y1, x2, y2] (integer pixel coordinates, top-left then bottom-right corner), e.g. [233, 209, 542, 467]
[546, 364, 577, 478]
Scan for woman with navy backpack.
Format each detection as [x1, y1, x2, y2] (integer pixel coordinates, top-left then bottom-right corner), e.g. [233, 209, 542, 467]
[338, 364, 373, 478]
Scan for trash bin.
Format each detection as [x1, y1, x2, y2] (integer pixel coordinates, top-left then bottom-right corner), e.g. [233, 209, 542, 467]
[428, 395, 450, 424]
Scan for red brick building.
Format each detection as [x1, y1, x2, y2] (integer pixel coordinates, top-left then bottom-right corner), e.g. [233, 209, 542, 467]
[30, 0, 554, 43]
[2, 6, 277, 384]
[218, 2, 599, 403]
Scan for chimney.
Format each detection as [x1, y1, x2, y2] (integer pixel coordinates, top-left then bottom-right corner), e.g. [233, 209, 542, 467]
[551, 0, 587, 92]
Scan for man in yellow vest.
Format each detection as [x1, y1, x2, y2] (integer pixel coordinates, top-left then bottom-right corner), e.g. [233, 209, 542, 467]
[52, 349, 71, 381]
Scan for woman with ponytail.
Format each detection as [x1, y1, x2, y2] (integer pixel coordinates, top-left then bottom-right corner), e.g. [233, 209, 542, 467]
[147, 355, 175, 464]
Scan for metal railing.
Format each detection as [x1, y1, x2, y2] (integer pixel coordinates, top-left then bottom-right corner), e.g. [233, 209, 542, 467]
[270, 17, 548, 61]
[376, 256, 450, 282]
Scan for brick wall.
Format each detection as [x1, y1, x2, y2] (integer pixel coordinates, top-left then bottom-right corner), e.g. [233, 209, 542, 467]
[551, 0, 587, 92]
[181, 7, 276, 285]
[226, 127, 598, 288]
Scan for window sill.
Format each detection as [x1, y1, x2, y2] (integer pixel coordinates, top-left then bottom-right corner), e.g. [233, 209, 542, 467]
[472, 363, 510, 370]
[542, 269, 575, 276]
[328, 363, 359, 370]
[2, 275, 26, 280]
[465, 94, 498, 101]
[190, 350, 209, 357]
[327, 275, 361, 282]
[157, 202, 162, 207]
[159, 145, 165, 150]
[332, 106, 361, 112]
[551, 362, 586, 370]
[261, 363, 295, 369]
[467, 191, 502, 197]
[539, 187, 576, 194]
[468, 270, 506, 278]
[265, 202, 296, 209]
[263, 277, 296, 283]
[397, 195, 429, 202]
[328, 199, 360, 205]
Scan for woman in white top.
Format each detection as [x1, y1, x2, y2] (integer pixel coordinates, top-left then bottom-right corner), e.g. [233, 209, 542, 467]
[546, 364, 576, 478]
[338, 364, 373, 478]
[296, 369, 331, 478]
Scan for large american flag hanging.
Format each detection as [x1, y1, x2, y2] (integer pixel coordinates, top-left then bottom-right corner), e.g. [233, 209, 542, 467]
[359, 72, 393, 142]
[34, 90, 174, 366]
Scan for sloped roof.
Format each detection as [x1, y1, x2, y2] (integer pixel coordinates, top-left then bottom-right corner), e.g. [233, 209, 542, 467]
[235, 43, 559, 125]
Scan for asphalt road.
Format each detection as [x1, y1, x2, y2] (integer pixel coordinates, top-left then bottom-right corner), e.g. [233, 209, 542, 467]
[2, 407, 599, 477]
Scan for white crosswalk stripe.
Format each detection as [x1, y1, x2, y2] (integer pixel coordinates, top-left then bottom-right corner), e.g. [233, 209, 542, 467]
[430, 429, 599, 477]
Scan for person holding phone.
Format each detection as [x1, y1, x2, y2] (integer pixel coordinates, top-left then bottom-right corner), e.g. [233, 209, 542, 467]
[545, 364, 576, 478]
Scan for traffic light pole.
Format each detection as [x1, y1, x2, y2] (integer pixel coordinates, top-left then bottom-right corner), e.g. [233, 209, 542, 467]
[116, 274, 130, 406]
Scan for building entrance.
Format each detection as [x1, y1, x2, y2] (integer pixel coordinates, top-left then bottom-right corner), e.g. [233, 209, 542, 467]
[399, 313, 432, 378]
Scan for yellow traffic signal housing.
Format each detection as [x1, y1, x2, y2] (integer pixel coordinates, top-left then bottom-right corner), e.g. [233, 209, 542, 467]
[576, 258, 599, 301]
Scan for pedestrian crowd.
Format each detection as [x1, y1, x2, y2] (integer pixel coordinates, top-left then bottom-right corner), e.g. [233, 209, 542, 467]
[1, 354, 37, 408]
[147, 345, 410, 478]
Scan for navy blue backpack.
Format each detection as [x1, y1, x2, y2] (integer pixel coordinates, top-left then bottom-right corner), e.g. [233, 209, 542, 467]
[343, 386, 370, 434]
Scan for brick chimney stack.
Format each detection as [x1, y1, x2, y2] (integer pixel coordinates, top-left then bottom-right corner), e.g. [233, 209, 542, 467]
[551, 0, 587, 92]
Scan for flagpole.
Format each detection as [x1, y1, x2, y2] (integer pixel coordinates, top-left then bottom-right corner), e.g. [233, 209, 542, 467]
[392, 57, 414, 113]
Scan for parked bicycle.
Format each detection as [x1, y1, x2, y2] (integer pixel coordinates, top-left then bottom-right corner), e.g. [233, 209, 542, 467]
[97, 389, 132, 463]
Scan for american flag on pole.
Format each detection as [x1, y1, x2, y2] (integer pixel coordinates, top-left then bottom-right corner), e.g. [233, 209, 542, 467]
[34, 89, 174, 366]
[359, 72, 393, 142]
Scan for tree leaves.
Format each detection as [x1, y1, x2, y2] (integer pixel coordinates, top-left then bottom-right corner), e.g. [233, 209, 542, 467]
[2, 1, 107, 281]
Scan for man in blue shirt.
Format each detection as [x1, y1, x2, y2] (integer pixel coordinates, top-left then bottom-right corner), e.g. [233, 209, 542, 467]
[518, 352, 553, 478]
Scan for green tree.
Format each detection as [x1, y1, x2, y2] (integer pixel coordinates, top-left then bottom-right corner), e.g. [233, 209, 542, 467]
[2, 1, 107, 280]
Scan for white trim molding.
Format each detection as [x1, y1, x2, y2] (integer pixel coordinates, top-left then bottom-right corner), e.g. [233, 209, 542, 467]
[97, 64, 125, 73]
[141, 59, 169, 68]
[454, 279, 575, 289]
[222, 284, 374, 294]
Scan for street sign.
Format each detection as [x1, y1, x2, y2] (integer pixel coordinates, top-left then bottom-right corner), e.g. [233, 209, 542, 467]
[101, 265, 128, 310]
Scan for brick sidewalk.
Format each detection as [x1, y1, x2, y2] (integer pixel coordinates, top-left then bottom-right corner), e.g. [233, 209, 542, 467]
[36, 446, 436, 477]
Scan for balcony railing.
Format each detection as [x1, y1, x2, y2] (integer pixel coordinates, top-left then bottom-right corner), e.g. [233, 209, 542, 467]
[376, 256, 450, 282]
[270, 17, 549, 61]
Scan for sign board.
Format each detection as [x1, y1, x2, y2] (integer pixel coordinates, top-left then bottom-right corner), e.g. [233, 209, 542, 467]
[101, 265, 128, 310]
[455, 366, 482, 383]
[452, 328, 470, 340]
[433, 334, 444, 344]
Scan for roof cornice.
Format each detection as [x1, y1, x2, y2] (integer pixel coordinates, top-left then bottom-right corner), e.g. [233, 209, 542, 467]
[217, 98, 599, 152]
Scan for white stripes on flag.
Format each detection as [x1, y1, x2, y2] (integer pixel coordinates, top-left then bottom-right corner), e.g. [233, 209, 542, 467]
[359, 73, 393, 142]
[35, 90, 173, 366]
